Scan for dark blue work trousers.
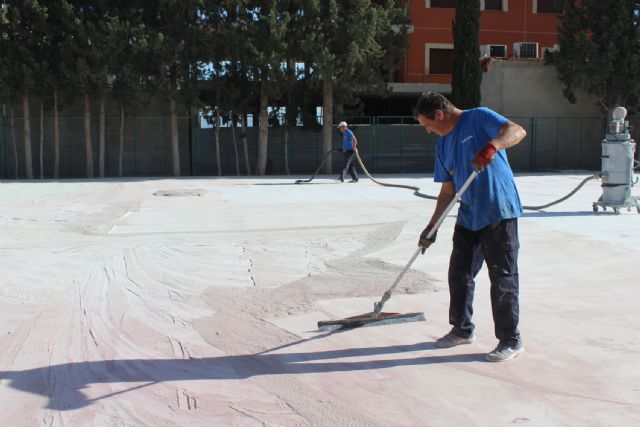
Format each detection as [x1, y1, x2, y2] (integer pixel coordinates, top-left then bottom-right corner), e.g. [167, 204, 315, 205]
[448, 218, 521, 346]
[339, 150, 358, 181]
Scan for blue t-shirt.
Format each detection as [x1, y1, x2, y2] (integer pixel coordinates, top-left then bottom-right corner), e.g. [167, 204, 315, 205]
[433, 107, 522, 231]
[342, 129, 355, 151]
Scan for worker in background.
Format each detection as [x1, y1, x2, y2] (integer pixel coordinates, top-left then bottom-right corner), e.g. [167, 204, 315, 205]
[337, 121, 359, 183]
[414, 92, 527, 362]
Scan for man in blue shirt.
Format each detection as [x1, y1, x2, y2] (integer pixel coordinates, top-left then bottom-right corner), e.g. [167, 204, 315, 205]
[337, 121, 359, 183]
[414, 92, 526, 362]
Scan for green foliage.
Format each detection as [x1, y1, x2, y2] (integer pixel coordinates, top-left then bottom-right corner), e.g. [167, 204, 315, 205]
[133, 0, 211, 106]
[451, 0, 481, 109]
[545, 0, 640, 113]
[1, 0, 410, 116]
[302, 0, 409, 110]
[0, 1, 51, 101]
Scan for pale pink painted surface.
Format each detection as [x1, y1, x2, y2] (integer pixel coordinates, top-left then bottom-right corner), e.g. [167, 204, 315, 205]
[0, 174, 638, 426]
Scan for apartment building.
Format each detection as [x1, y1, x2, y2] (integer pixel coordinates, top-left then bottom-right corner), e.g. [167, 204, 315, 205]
[396, 0, 561, 85]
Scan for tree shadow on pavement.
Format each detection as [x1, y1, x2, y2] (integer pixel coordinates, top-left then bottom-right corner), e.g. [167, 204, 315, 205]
[0, 341, 484, 411]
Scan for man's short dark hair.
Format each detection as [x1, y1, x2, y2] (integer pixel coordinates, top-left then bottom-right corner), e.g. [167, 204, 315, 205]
[414, 92, 453, 120]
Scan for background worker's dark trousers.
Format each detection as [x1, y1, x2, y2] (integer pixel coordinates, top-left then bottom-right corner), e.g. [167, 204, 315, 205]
[447, 218, 521, 345]
[339, 150, 358, 181]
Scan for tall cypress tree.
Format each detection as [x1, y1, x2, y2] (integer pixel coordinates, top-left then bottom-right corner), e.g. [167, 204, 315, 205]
[545, 0, 640, 115]
[451, 0, 481, 109]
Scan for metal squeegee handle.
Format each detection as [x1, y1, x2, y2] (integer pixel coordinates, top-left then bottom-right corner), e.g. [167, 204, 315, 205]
[373, 170, 479, 315]
[423, 169, 479, 240]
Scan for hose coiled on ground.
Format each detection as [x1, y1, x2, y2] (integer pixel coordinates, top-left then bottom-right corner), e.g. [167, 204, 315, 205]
[521, 174, 600, 210]
[353, 151, 600, 211]
[353, 152, 437, 200]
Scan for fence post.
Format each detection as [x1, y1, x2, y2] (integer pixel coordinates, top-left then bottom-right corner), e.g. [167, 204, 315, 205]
[188, 112, 193, 176]
[400, 116, 405, 172]
[315, 128, 319, 165]
[529, 117, 536, 171]
[555, 117, 560, 169]
[578, 117, 583, 169]
[372, 116, 378, 170]
[133, 116, 138, 175]
[1, 114, 5, 179]
[105, 112, 108, 177]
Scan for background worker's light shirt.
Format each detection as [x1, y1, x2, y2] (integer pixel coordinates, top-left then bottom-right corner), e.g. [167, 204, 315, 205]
[434, 108, 523, 231]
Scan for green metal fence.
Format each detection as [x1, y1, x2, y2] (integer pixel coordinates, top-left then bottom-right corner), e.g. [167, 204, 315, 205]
[0, 114, 7, 178]
[0, 113, 193, 179]
[0, 112, 627, 179]
[190, 114, 612, 177]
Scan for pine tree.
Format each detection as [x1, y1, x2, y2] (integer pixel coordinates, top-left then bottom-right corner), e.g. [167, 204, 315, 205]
[451, 0, 481, 109]
[0, 1, 50, 179]
[303, 1, 409, 173]
[241, 1, 290, 176]
[32, 0, 79, 179]
[545, 0, 640, 115]
[109, 3, 149, 177]
[136, 0, 210, 176]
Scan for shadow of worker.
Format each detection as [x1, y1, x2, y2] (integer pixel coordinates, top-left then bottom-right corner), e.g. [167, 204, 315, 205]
[0, 341, 484, 410]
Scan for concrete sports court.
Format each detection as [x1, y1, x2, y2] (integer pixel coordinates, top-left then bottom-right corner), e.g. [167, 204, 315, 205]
[0, 173, 638, 426]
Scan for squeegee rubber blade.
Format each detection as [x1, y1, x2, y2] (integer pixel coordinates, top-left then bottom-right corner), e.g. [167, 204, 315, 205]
[317, 312, 425, 331]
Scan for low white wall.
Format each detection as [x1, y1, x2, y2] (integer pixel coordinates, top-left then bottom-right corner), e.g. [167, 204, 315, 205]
[481, 60, 603, 118]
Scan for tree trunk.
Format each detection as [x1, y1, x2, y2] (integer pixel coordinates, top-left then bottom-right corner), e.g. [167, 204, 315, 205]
[241, 114, 250, 175]
[284, 59, 294, 176]
[10, 107, 17, 179]
[119, 104, 124, 177]
[284, 125, 290, 175]
[255, 83, 269, 175]
[1, 104, 4, 178]
[53, 89, 60, 179]
[231, 113, 240, 176]
[98, 98, 106, 177]
[215, 107, 222, 176]
[84, 94, 93, 178]
[322, 75, 334, 174]
[39, 102, 44, 179]
[22, 95, 33, 179]
[169, 97, 180, 176]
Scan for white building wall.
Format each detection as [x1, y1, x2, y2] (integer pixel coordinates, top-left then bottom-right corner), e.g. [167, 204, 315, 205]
[481, 60, 602, 117]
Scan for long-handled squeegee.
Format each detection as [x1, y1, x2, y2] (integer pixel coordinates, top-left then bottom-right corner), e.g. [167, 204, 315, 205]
[317, 170, 480, 331]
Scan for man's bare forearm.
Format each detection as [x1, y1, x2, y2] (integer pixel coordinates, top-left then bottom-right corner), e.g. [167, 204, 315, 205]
[491, 122, 527, 151]
[428, 182, 456, 227]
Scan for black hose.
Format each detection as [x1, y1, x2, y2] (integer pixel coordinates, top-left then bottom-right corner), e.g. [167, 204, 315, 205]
[294, 150, 341, 184]
[353, 152, 601, 211]
[522, 174, 601, 210]
[353, 152, 437, 200]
